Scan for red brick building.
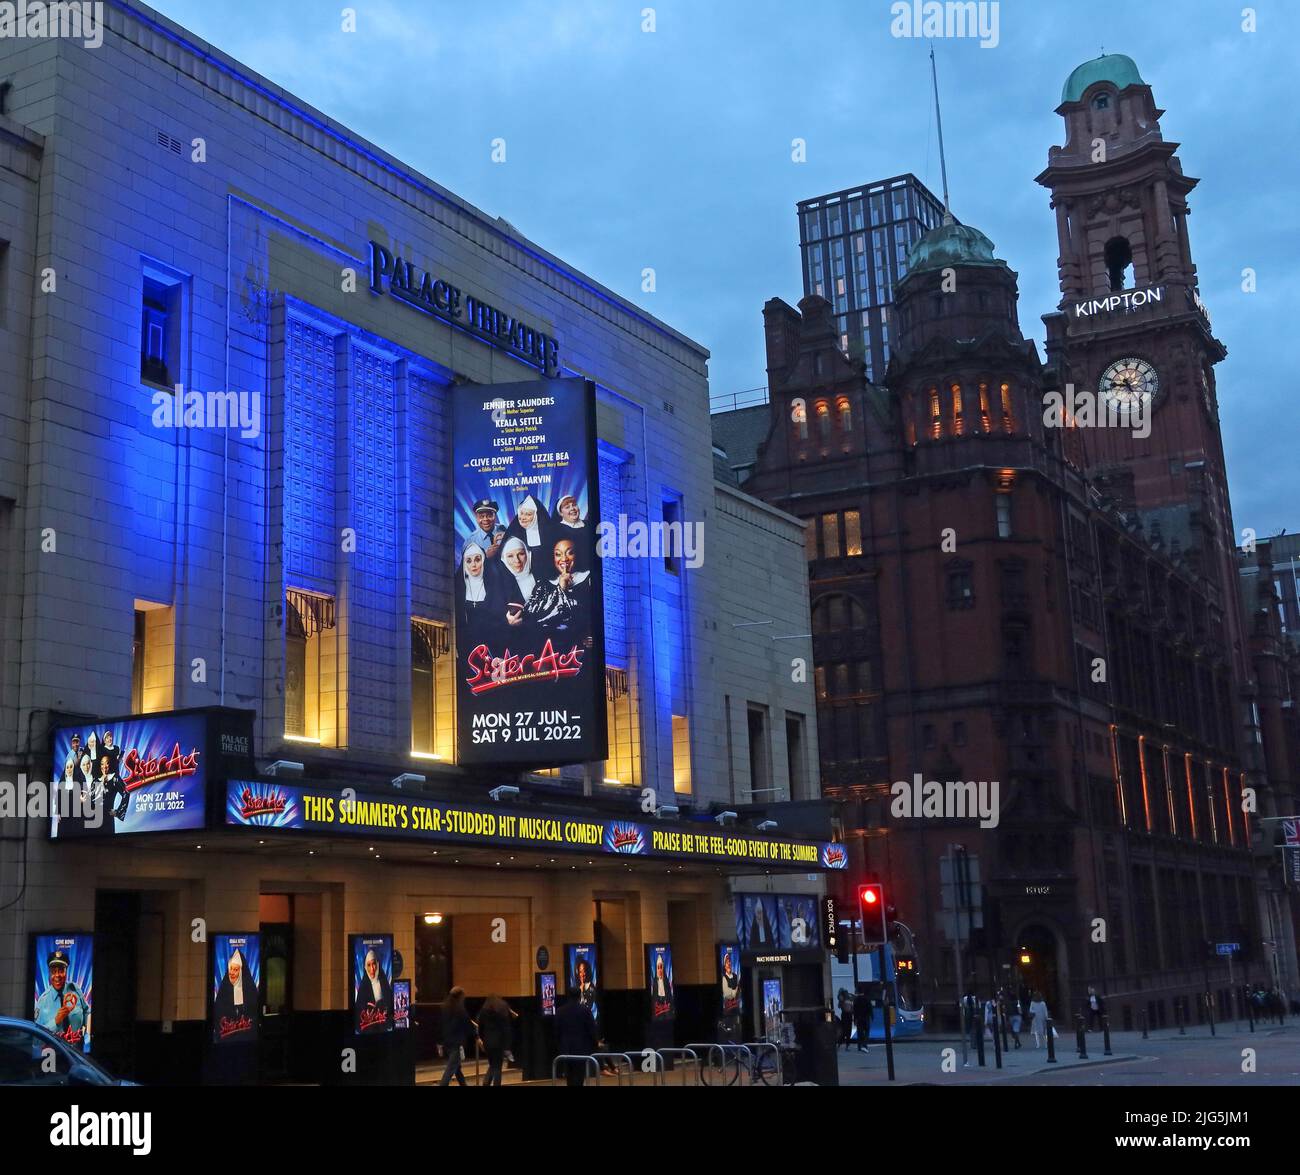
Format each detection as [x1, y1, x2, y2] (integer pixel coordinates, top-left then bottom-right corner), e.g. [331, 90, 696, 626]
[714, 55, 1298, 1028]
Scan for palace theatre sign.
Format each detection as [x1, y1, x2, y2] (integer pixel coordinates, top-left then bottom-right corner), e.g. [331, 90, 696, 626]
[368, 240, 561, 376]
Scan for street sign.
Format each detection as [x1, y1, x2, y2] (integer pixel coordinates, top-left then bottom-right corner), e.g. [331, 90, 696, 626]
[1284, 818, 1299, 846]
[1286, 846, 1300, 886]
[822, 896, 838, 952]
[1215, 942, 1240, 956]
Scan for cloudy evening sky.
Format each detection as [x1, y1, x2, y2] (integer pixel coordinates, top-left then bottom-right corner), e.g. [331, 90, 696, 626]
[151, 0, 1299, 535]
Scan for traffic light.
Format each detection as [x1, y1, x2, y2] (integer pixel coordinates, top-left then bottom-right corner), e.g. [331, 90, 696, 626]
[858, 883, 887, 947]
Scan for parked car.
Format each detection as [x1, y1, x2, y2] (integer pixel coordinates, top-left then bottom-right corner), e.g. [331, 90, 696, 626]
[0, 1016, 135, 1086]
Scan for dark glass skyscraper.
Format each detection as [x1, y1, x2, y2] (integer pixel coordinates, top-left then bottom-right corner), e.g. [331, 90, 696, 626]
[797, 174, 948, 382]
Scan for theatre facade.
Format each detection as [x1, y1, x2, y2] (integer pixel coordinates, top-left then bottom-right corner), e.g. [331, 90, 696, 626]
[0, 2, 838, 1082]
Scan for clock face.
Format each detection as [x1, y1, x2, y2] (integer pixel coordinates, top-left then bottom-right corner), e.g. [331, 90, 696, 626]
[1099, 356, 1159, 409]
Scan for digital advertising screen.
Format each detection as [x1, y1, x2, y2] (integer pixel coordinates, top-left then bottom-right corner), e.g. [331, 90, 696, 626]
[536, 971, 557, 1017]
[393, 979, 411, 1030]
[718, 944, 743, 1018]
[762, 978, 784, 1023]
[564, 942, 599, 1023]
[32, 934, 92, 1053]
[210, 933, 260, 1045]
[350, 934, 394, 1035]
[778, 895, 820, 950]
[50, 712, 207, 837]
[736, 894, 780, 951]
[645, 944, 675, 1022]
[451, 377, 608, 768]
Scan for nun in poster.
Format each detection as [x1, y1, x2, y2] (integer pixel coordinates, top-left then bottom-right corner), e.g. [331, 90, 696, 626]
[354, 946, 393, 1034]
[457, 539, 505, 650]
[499, 537, 540, 637]
[647, 946, 675, 1021]
[525, 537, 593, 642]
[212, 943, 259, 1043]
[505, 489, 555, 555]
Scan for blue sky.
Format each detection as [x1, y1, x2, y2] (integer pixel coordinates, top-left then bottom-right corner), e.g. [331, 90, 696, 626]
[151, 0, 1299, 534]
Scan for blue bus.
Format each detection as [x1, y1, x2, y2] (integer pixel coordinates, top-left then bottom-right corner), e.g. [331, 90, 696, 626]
[831, 943, 926, 1041]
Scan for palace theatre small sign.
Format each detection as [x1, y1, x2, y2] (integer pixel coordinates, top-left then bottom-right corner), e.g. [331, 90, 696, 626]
[368, 241, 560, 375]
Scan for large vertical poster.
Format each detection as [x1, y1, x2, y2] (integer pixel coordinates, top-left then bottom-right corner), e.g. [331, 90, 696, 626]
[210, 933, 261, 1045]
[351, 934, 394, 1035]
[645, 944, 676, 1022]
[32, 934, 92, 1053]
[718, 944, 742, 1018]
[451, 377, 607, 767]
[564, 943, 600, 1025]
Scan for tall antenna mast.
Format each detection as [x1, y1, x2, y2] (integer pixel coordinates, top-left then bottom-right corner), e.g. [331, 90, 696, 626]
[930, 44, 953, 224]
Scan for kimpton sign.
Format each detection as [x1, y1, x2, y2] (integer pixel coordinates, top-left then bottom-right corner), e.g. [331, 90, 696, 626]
[1071, 285, 1165, 318]
[368, 241, 560, 375]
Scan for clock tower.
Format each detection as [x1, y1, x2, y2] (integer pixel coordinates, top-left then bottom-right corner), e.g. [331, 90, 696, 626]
[1038, 53, 1247, 676]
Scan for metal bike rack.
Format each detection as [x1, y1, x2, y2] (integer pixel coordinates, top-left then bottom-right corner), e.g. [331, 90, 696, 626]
[654, 1047, 701, 1086]
[550, 1054, 599, 1086]
[686, 1042, 753, 1086]
[744, 1041, 782, 1086]
[590, 1051, 637, 1086]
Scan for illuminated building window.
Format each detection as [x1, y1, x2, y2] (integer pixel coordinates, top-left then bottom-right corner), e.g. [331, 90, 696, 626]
[821, 513, 840, 559]
[410, 619, 452, 761]
[951, 383, 963, 436]
[1000, 382, 1015, 433]
[803, 517, 818, 561]
[131, 600, 175, 714]
[844, 510, 863, 556]
[816, 400, 831, 443]
[140, 260, 187, 389]
[837, 397, 853, 433]
[928, 387, 942, 439]
[979, 382, 992, 433]
[672, 715, 692, 796]
[792, 397, 808, 441]
[285, 589, 340, 746]
[996, 494, 1013, 539]
[603, 667, 639, 786]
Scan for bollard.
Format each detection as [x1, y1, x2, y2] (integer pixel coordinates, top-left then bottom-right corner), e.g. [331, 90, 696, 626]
[1045, 1015, 1057, 1063]
[976, 1013, 986, 1067]
[1102, 1012, 1113, 1056]
[1176, 998, 1185, 1036]
[1000, 1003, 1009, 1055]
[992, 1007, 1002, 1070]
[1140, 1006, 1149, 1040]
[1206, 991, 1216, 1037]
[1245, 987, 1255, 1034]
[1075, 1014, 1088, 1059]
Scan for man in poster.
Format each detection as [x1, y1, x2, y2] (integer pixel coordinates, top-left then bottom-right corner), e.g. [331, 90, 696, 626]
[34, 949, 89, 1049]
[212, 941, 258, 1043]
[354, 945, 393, 1034]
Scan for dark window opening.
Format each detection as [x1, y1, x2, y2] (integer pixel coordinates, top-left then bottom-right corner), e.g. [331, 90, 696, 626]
[1104, 236, 1134, 292]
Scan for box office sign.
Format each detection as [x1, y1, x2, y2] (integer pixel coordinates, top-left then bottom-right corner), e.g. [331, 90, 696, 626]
[49, 708, 253, 839]
[451, 377, 608, 768]
[225, 780, 848, 871]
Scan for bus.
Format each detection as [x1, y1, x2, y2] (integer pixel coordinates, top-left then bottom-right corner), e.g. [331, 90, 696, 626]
[831, 942, 926, 1041]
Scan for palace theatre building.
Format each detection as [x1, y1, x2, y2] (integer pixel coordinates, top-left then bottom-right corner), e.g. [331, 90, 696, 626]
[0, 4, 839, 1082]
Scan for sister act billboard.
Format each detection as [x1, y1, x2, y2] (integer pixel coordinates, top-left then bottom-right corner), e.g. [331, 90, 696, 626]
[451, 377, 607, 767]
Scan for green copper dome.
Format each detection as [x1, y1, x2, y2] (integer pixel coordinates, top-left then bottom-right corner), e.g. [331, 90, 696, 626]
[1061, 53, 1145, 104]
[903, 221, 1006, 277]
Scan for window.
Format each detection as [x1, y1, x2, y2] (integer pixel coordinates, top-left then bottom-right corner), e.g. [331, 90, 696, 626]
[821, 513, 840, 559]
[946, 562, 975, 609]
[411, 619, 452, 760]
[672, 715, 692, 795]
[786, 714, 806, 799]
[604, 668, 639, 786]
[285, 589, 339, 745]
[922, 723, 936, 750]
[928, 387, 942, 439]
[792, 397, 808, 441]
[747, 705, 772, 799]
[816, 400, 831, 443]
[132, 601, 175, 714]
[1092, 92, 1110, 110]
[979, 382, 992, 433]
[140, 262, 186, 388]
[996, 494, 1013, 539]
[999, 382, 1015, 433]
[1104, 236, 1133, 291]
[951, 383, 963, 436]
[662, 497, 683, 575]
[837, 397, 853, 433]
[904, 393, 917, 446]
[803, 518, 818, 561]
[844, 510, 863, 557]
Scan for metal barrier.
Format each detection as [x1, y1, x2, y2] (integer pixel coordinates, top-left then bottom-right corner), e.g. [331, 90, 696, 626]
[591, 1052, 637, 1086]
[654, 1047, 701, 1086]
[744, 1041, 782, 1086]
[687, 1042, 754, 1086]
[550, 1054, 599, 1086]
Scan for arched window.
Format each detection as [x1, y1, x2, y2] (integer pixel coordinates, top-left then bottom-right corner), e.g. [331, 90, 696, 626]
[1092, 92, 1110, 111]
[791, 397, 808, 441]
[978, 382, 992, 433]
[1000, 381, 1015, 434]
[950, 383, 963, 436]
[816, 400, 831, 443]
[1104, 236, 1133, 292]
[837, 396, 852, 433]
[928, 387, 942, 439]
[812, 593, 869, 633]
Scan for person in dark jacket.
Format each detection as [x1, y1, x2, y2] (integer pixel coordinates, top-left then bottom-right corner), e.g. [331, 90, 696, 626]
[477, 994, 516, 1087]
[852, 987, 871, 1052]
[555, 991, 599, 1087]
[438, 987, 473, 1087]
[836, 988, 854, 1049]
[1086, 985, 1106, 1032]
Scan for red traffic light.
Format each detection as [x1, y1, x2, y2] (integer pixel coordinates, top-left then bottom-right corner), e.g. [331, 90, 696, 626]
[860, 886, 879, 905]
[857, 884, 888, 946]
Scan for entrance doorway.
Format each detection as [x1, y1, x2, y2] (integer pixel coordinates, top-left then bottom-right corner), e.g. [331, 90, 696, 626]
[91, 890, 142, 1078]
[1015, 924, 1061, 1013]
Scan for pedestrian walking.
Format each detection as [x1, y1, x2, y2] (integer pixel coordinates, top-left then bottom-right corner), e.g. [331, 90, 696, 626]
[556, 990, 599, 1087]
[836, 988, 854, 1050]
[1086, 985, 1106, 1031]
[477, 993, 514, 1087]
[852, 986, 872, 1051]
[983, 995, 997, 1039]
[1008, 994, 1023, 1048]
[437, 986, 474, 1086]
[1028, 991, 1049, 1049]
